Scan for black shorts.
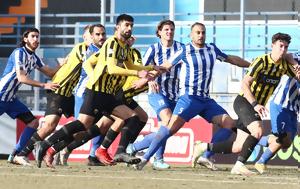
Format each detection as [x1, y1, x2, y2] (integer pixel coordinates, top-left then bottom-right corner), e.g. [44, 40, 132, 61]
[115, 89, 139, 110]
[233, 95, 261, 129]
[44, 91, 74, 118]
[16, 112, 36, 124]
[79, 89, 123, 118]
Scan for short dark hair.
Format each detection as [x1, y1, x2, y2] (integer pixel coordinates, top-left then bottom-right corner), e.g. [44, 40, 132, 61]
[191, 22, 206, 30]
[272, 32, 291, 44]
[89, 24, 105, 34]
[156, 20, 175, 38]
[20, 27, 39, 47]
[116, 14, 134, 25]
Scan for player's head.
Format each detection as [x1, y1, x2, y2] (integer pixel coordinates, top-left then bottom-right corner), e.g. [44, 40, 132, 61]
[271, 33, 291, 59]
[82, 24, 93, 46]
[90, 24, 106, 48]
[20, 28, 40, 51]
[156, 20, 175, 42]
[190, 22, 206, 48]
[115, 14, 134, 40]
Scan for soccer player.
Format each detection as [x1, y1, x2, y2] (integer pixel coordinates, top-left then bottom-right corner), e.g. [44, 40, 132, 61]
[13, 25, 92, 166]
[193, 33, 297, 176]
[73, 24, 107, 166]
[254, 52, 300, 174]
[34, 14, 164, 167]
[134, 22, 250, 170]
[126, 20, 184, 169]
[2, 28, 60, 165]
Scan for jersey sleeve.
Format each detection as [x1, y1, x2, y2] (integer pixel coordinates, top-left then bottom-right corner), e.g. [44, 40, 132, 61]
[14, 49, 26, 71]
[142, 45, 155, 66]
[168, 47, 184, 66]
[34, 54, 45, 69]
[210, 43, 228, 61]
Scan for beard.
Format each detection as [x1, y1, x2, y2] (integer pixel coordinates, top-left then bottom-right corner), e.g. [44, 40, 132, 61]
[26, 41, 39, 51]
[121, 31, 132, 40]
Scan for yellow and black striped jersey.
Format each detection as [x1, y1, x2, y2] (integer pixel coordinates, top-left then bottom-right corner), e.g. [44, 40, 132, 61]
[122, 48, 149, 103]
[52, 42, 88, 97]
[241, 53, 295, 106]
[85, 35, 153, 95]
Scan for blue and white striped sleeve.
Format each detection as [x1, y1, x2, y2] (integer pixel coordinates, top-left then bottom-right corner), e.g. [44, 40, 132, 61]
[34, 54, 45, 68]
[210, 43, 228, 61]
[142, 45, 155, 66]
[168, 47, 184, 66]
[14, 49, 25, 71]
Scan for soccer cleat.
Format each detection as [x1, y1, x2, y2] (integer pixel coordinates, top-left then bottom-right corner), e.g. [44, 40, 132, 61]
[126, 143, 136, 156]
[13, 155, 32, 166]
[254, 163, 267, 174]
[191, 141, 207, 168]
[95, 148, 116, 166]
[134, 158, 148, 170]
[7, 154, 15, 164]
[152, 158, 170, 170]
[35, 141, 47, 168]
[87, 156, 105, 166]
[114, 153, 141, 164]
[59, 148, 70, 166]
[43, 148, 55, 168]
[231, 162, 256, 176]
[197, 157, 218, 171]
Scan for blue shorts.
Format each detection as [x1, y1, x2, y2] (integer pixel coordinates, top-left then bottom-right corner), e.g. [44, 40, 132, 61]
[148, 93, 176, 121]
[270, 101, 297, 139]
[0, 98, 31, 119]
[173, 94, 228, 122]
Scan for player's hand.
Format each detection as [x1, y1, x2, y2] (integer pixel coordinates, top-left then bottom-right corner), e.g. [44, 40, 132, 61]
[148, 81, 159, 93]
[254, 104, 268, 118]
[137, 70, 148, 78]
[132, 78, 148, 89]
[43, 82, 60, 91]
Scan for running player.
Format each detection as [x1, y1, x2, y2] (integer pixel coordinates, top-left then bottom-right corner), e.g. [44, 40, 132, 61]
[254, 52, 300, 173]
[134, 22, 250, 170]
[2, 28, 60, 165]
[13, 25, 92, 166]
[126, 20, 184, 169]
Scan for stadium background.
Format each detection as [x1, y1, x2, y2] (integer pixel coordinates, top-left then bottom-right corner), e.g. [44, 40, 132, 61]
[0, 0, 299, 166]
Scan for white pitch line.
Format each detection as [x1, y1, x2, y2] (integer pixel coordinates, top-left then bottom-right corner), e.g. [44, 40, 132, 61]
[0, 172, 298, 186]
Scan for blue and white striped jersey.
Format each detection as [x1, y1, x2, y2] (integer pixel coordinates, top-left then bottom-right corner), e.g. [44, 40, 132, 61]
[0, 47, 44, 102]
[74, 43, 99, 97]
[143, 41, 184, 101]
[169, 42, 228, 97]
[270, 52, 300, 113]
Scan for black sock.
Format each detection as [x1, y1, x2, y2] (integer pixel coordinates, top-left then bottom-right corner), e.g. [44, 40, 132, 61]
[18, 132, 42, 156]
[66, 124, 101, 152]
[129, 121, 146, 143]
[46, 120, 86, 146]
[116, 116, 140, 154]
[237, 135, 259, 163]
[52, 135, 74, 153]
[209, 141, 234, 154]
[101, 128, 119, 149]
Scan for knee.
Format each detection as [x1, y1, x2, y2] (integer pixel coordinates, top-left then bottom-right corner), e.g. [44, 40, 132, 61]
[27, 118, 39, 129]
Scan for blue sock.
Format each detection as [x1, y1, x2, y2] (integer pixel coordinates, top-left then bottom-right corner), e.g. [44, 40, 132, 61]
[133, 132, 156, 151]
[15, 127, 37, 153]
[143, 125, 170, 161]
[89, 135, 103, 157]
[154, 140, 166, 160]
[258, 136, 269, 147]
[257, 148, 273, 164]
[203, 128, 232, 158]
